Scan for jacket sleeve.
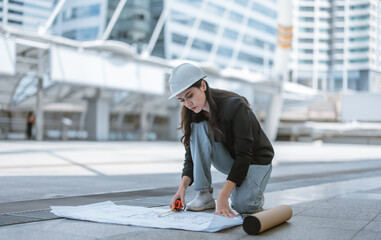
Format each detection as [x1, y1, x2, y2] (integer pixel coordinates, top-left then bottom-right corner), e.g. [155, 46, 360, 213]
[181, 147, 194, 186]
[227, 98, 254, 187]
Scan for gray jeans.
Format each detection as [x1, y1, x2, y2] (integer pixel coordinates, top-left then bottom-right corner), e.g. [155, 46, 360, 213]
[190, 121, 272, 214]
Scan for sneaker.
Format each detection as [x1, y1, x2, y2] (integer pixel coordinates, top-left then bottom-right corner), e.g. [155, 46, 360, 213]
[259, 195, 265, 211]
[186, 189, 216, 211]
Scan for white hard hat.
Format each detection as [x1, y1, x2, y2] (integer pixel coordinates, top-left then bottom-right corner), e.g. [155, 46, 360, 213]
[168, 63, 207, 99]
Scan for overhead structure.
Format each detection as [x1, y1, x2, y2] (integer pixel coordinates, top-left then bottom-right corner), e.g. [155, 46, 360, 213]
[0, 0, 321, 141]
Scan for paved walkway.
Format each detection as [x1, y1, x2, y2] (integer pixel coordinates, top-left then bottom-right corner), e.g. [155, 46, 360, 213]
[0, 141, 381, 239]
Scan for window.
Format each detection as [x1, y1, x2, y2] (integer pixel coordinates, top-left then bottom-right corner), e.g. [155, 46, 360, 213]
[319, 39, 330, 43]
[299, 17, 314, 22]
[192, 39, 212, 52]
[77, 27, 98, 40]
[63, 4, 100, 21]
[349, 36, 369, 42]
[335, 17, 345, 22]
[299, 6, 314, 11]
[334, 60, 343, 64]
[319, 7, 330, 11]
[9, 9, 22, 15]
[319, 49, 331, 54]
[229, 11, 243, 23]
[319, 28, 330, 33]
[334, 27, 344, 32]
[299, 49, 314, 54]
[206, 3, 225, 16]
[349, 47, 369, 53]
[200, 21, 218, 34]
[335, 49, 344, 54]
[63, 27, 99, 40]
[8, 19, 22, 25]
[299, 38, 314, 43]
[171, 33, 187, 45]
[248, 18, 277, 35]
[299, 27, 314, 33]
[299, 59, 313, 64]
[243, 35, 265, 48]
[319, 18, 330, 22]
[350, 4, 370, 10]
[170, 11, 195, 26]
[178, 0, 202, 8]
[253, 3, 277, 19]
[8, 0, 23, 6]
[238, 52, 263, 64]
[235, 0, 248, 7]
[350, 15, 370, 21]
[349, 25, 369, 31]
[217, 46, 233, 57]
[335, 6, 345, 11]
[223, 29, 238, 40]
[334, 38, 344, 43]
[349, 59, 368, 63]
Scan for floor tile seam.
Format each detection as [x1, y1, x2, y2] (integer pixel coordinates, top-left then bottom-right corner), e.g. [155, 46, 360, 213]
[1, 213, 41, 220]
[0, 217, 59, 228]
[335, 190, 381, 207]
[349, 215, 381, 240]
[100, 229, 156, 240]
[295, 212, 379, 222]
[293, 213, 375, 221]
[2, 175, 381, 215]
[296, 221, 370, 232]
[269, 168, 381, 184]
[0, 159, 183, 169]
[0, 148, 101, 155]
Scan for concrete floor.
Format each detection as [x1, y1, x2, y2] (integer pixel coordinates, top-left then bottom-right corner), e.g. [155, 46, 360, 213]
[0, 140, 381, 240]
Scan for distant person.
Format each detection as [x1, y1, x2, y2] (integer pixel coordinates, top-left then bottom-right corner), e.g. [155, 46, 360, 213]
[168, 63, 274, 218]
[26, 111, 35, 140]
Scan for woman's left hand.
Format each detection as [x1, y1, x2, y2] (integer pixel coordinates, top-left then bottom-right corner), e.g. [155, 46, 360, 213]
[214, 195, 238, 218]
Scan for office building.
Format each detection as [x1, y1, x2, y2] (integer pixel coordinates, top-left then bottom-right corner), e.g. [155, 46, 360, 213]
[292, 0, 381, 92]
[0, 0, 55, 31]
[51, 0, 278, 77]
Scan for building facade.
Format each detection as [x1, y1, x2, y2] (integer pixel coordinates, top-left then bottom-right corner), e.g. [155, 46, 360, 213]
[50, 0, 278, 78]
[292, 0, 381, 92]
[163, 0, 278, 75]
[0, 0, 55, 31]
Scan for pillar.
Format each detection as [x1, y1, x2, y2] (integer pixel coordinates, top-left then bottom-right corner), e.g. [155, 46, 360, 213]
[87, 97, 110, 141]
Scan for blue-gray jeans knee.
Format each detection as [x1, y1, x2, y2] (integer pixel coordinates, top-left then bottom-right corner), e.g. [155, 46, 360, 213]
[190, 121, 272, 214]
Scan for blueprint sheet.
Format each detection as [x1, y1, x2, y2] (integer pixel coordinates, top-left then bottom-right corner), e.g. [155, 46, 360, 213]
[50, 201, 243, 232]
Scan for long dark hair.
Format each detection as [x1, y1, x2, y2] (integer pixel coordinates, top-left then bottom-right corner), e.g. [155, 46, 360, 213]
[179, 79, 251, 148]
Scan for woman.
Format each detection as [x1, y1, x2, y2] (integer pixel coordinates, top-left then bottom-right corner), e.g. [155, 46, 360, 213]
[169, 63, 274, 218]
[26, 111, 35, 140]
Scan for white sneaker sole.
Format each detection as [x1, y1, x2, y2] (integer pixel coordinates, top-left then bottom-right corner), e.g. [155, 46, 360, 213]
[186, 200, 216, 212]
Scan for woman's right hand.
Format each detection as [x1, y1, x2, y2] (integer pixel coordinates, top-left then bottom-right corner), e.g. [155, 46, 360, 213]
[170, 189, 186, 210]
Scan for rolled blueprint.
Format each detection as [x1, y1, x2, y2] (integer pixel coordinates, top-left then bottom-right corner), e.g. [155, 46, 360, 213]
[243, 205, 293, 235]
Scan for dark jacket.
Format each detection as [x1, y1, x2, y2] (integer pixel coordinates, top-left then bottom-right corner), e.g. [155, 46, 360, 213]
[182, 96, 274, 187]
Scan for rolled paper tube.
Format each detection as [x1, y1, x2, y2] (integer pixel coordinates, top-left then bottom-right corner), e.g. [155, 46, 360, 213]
[243, 205, 293, 235]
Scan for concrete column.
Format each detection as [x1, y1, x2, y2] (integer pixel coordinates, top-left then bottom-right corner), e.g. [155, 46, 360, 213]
[264, 0, 293, 141]
[87, 97, 110, 141]
[167, 98, 182, 141]
[79, 107, 87, 139]
[139, 95, 148, 141]
[116, 112, 126, 140]
[264, 85, 284, 141]
[35, 77, 44, 141]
